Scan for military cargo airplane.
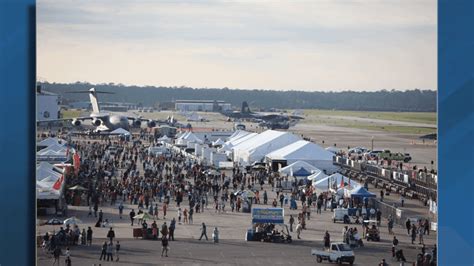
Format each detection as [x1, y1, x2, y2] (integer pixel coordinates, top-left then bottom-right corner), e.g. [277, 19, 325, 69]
[37, 88, 159, 133]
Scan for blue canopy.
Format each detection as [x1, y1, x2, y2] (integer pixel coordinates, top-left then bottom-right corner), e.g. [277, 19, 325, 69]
[293, 167, 312, 177]
[350, 186, 376, 198]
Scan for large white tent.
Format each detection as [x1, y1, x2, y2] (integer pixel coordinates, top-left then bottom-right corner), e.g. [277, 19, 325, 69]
[279, 161, 321, 176]
[233, 130, 300, 165]
[265, 140, 338, 173]
[218, 132, 258, 153]
[227, 130, 251, 142]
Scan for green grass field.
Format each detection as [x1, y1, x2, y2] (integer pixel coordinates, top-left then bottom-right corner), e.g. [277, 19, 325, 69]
[302, 109, 437, 125]
[298, 109, 436, 135]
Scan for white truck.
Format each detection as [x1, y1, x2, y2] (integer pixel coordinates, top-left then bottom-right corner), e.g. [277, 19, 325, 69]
[311, 242, 355, 265]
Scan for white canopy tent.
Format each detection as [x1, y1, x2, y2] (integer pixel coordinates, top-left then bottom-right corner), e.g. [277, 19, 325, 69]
[37, 137, 67, 148]
[212, 138, 225, 146]
[110, 128, 131, 135]
[176, 132, 203, 145]
[36, 162, 65, 200]
[233, 130, 300, 165]
[312, 173, 360, 192]
[266, 140, 338, 174]
[279, 161, 321, 176]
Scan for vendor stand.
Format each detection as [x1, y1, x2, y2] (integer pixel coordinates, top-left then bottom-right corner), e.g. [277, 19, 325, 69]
[246, 208, 292, 243]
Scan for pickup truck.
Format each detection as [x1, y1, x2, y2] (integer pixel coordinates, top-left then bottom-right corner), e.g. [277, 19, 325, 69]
[378, 150, 412, 162]
[311, 242, 355, 265]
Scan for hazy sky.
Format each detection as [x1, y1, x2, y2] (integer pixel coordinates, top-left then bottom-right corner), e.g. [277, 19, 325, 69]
[37, 0, 437, 91]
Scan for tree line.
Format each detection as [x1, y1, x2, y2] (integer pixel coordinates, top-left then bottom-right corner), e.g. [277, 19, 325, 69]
[38, 82, 436, 112]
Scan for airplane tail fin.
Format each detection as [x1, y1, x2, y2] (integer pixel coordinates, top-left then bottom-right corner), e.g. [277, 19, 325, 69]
[89, 88, 100, 113]
[241, 101, 251, 114]
[68, 88, 114, 114]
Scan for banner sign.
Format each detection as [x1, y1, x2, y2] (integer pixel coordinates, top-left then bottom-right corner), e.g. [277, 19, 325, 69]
[251, 208, 284, 224]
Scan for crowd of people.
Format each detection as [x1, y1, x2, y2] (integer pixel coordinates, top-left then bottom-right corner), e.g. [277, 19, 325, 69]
[38, 128, 437, 265]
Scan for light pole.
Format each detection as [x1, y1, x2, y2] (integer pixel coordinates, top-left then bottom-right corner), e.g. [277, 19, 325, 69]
[371, 136, 374, 151]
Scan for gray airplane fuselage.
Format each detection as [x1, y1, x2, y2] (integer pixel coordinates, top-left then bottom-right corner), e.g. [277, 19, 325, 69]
[90, 113, 130, 131]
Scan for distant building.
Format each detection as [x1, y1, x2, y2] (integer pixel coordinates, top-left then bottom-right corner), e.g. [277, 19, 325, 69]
[175, 100, 231, 112]
[36, 85, 60, 121]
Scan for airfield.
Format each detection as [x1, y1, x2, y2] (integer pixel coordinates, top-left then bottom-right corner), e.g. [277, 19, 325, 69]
[37, 108, 436, 265]
[123, 109, 437, 169]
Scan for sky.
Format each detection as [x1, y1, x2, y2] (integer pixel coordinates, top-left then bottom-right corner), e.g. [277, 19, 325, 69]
[37, 0, 437, 92]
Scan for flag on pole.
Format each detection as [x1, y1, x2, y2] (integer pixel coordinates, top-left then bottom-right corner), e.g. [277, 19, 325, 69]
[53, 175, 64, 190]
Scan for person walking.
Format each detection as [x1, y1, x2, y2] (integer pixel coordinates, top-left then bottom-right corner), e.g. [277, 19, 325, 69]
[212, 227, 219, 243]
[183, 208, 188, 224]
[423, 219, 430, 235]
[65, 247, 71, 266]
[161, 222, 169, 239]
[405, 219, 411, 235]
[107, 227, 115, 243]
[154, 204, 159, 220]
[161, 236, 169, 257]
[52, 246, 62, 266]
[411, 225, 417, 244]
[392, 236, 399, 257]
[388, 217, 394, 235]
[169, 218, 176, 241]
[86, 227, 93, 246]
[163, 203, 167, 219]
[189, 208, 194, 224]
[289, 215, 295, 232]
[296, 222, 303, 239]
[324, 231, 330, 249]
[115, 241, 121, 262]
[118, 202, 124, 219]
[99, 241, 107, 261]
[418, 226, 424, 244]
[130, 209, 136, 226]
[106, 241, 114, 261]
[263, 190, 268, 205]
[199, 222, 208, 241]
[178, 208, 182, 224]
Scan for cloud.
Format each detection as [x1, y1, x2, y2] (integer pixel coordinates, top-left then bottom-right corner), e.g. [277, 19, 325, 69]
[37, 0, 437, 91]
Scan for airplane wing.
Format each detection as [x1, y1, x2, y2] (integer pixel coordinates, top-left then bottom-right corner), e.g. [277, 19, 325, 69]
[36, 116, 94, 124]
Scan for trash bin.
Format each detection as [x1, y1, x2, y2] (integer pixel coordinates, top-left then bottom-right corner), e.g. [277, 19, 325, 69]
[133, 228, 142, 238]
[245, 229, 254, 241]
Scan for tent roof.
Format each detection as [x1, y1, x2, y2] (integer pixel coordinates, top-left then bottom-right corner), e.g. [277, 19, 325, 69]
[37, 137, 67, 147]
[233, 130, 300, 154]
[312, 173, 360, 191]
[226, 132, 258, 147]
[293, 167, 312, 176]
[212, 138, 225, 146]
[279, 161, 320, 175]
[110, 128, 130, 135]
[228, 130, 251, 142]
[266, 140, 334, 161]
[350, 186, 376, 198]
[307, 169, 327, 181]
[183, 132, 203, 143]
